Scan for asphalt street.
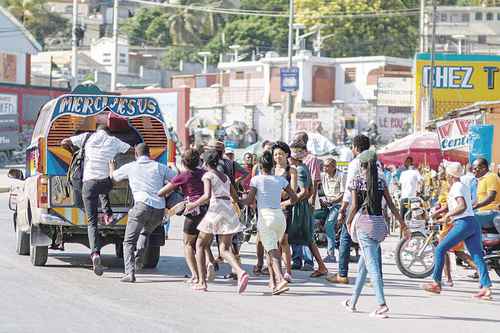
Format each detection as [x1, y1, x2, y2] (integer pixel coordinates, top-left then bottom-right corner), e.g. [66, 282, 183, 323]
[0, 191, 499, 333]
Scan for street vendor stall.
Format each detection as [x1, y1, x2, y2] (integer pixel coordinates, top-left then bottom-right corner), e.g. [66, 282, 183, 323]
[377, 132, 448, 170]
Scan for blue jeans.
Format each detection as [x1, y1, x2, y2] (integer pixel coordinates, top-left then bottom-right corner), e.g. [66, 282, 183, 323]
[163, 216, 171, 235]
[292, 244, 314, 267]
[350, 232, 386, 306]
[432, 216, 492, 288]
[474, 211, 498, 229]
[338, 223, 352, 277]
[325, 204, 341, 256]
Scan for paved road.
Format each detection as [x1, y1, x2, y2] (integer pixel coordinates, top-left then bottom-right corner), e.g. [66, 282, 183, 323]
[0, 193, 499, 333]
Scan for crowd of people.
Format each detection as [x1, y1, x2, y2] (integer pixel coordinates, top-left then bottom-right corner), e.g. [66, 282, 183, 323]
[62, 126, 498, 319]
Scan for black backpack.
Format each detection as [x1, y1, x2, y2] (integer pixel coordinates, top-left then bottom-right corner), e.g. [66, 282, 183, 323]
[66, 133, 92, 207]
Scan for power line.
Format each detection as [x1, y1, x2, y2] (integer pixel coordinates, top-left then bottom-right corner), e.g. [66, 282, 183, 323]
[128, 0, 422, 19]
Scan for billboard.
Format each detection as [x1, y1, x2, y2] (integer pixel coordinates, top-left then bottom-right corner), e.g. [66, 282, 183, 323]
[0, 93, 18, 130]
[377, 77, 413, 107]
[415, 53, 500, 125]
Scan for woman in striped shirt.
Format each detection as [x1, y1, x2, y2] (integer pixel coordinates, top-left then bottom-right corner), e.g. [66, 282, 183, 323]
[343, 150, 409, 318]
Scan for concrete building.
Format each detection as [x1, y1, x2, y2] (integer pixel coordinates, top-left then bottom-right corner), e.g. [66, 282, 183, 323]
[172, 51, 412, 145]
[424, 6, 500, 55]
[0, 7, 68, 153]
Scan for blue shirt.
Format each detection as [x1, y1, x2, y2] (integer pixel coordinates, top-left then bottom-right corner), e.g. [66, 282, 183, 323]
[250, 175, 289, 210]
[112, 156, 176, 209]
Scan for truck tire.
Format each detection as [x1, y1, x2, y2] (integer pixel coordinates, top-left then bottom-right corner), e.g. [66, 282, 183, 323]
[30, 245, 48, 266]
[16, 226, 30, 255]
[115, 243, 124, 259]
[143, 246, 160, 269]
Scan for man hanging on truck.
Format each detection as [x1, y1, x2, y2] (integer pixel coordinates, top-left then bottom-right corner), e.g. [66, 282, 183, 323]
[109, 143, 176, 283]
[61, 123, 131, 276]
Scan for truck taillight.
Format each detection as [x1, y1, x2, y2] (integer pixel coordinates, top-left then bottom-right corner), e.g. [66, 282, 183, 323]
[37, 175, 49, 208]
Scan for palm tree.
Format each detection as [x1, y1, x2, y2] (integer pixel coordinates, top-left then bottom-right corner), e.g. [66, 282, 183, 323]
[1, 0, 46, 24]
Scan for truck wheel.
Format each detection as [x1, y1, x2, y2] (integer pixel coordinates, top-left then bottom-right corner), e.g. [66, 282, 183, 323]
[143, 246, 160, 269]
[16, 226, 30, 255]
[30, 245, 48, 266]
[115, 243, 124, 259]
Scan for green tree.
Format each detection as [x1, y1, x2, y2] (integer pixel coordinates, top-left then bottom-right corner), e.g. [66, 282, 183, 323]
[122, 7, 171, 46]
[295, 0, 420, 58]
[205, 0, 289, 61]
[1, 0, 69, 47]
[161, 46, 199, 70]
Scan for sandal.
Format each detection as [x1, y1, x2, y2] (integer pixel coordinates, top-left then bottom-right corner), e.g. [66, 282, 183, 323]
[473, 288, 492, 301]
[261, 266, 270, 276]
[253, 265, 262, 276]
[185, 277, 198, 284]
[422, 282, 441, 294]
[272, 281, 289, 295]
[192, 284, 207, 292]
[341, 299, 357, 313]
[310, 270, 328, 278]
[238, 272, 249, 294]
[206, 263, 216, 282]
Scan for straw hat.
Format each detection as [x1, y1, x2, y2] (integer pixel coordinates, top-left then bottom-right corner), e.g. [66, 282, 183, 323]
[445, 162, 463, 178]
[206, 140, 224, 151]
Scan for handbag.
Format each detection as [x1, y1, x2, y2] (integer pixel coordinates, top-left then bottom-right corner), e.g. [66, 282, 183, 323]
[348, 195, 368, 243]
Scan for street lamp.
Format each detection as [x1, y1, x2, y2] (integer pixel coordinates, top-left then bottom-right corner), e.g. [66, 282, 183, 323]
[452, 34, 466, 54]
[198, 51, 212, 73]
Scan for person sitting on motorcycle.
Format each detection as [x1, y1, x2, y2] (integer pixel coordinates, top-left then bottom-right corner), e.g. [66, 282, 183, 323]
[472, 158, 500, 229]
[317, 158, 346, 263]
[423, 162, 493, 300]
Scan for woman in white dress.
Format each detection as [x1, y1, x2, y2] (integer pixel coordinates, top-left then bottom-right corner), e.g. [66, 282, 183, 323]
[185, 150, 248, 292]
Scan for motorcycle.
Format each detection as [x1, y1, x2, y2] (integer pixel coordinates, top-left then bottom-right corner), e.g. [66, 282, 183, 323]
[395, 212, 500, 279]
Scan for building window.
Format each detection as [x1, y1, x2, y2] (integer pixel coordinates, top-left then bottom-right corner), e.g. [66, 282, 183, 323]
[462, 13, 470, 22]
[440, 13, 447, 22]
[486, 12, 493, 21]
[103, 59, 111, 63]
[103, 52, 111, 56]
[344, 67, 356, 83]
[475, 12, 483, 21]
[497, 13, 500, 20]
[119, 53, 126, 58]
[478, 35, 487, 43]
[119, 59, 126, 64]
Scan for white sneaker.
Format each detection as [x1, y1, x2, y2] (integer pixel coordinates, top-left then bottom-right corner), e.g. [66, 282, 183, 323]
[369, 305, 389, 319]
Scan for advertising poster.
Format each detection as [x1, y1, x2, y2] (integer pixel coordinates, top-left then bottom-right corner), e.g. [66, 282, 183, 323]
[436, 115, 479, 162]
[0, 53, 17, 83]
[415, 53, 500, 127]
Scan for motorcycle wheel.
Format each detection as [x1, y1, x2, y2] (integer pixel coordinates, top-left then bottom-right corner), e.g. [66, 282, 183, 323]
[395, 231, 435, 279]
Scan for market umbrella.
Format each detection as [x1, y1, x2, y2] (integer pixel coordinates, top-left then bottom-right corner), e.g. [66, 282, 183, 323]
[377, 132, 446, 169]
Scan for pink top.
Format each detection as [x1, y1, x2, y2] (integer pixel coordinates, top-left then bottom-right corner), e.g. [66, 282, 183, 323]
[303, 153, 321, 182]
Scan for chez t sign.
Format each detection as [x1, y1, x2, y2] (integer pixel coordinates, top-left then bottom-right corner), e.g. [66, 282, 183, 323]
[436, 116, 476, 151]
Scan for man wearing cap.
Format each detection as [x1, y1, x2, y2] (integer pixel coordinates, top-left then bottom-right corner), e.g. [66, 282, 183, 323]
[319, 158, 346, 263]
[109, 143, 176, 282]
[472, 158, 500, 229]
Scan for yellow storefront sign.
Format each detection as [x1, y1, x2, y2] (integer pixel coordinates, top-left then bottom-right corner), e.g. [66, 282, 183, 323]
[415, 53, 500, 127]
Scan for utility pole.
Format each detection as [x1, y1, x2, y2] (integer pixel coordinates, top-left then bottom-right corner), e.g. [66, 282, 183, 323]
[198, 52, 211, 73]
[71, 0, 78, 89]
[428, 0, 437, 122]
[111, 0, 119, 91]
[419, 0, 425, 52]
[286, 0, 294, 142]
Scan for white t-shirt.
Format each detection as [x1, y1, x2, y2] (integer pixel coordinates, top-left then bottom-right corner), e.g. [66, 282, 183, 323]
[447, 182, 474, 220]
[70, 129, 131, 182]
[399, 169, 422, 199]
[250, 175, 288, 210]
